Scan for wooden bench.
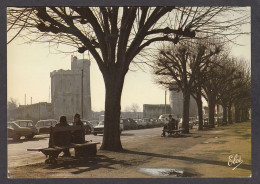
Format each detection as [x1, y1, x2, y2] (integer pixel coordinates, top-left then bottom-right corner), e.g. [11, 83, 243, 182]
[27, 125, 100, 164]
[162, 128, 184, 137]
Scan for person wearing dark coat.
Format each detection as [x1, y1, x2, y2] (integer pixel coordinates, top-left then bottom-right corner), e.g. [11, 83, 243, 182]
[72, 113, 85, 157]
[162, 115, 176, 137]
[53, 115, 71, 157]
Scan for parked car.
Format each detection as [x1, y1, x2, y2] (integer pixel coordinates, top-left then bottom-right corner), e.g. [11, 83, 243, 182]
[93, 120, 124, 135]
[8, 122, 36, 140]
[35, 119, 58, 134]
[121, 118, 138, 130]
[143, 118, 154, 128]
[150, 118, 161, 127]
[93, 121, 104, 135]
[14, 120, 38, 135]
[178, 118, 194, 129]
[88, 120, 99, 127]
[81, 120, 94, 134]
[135, 119, 148, 129]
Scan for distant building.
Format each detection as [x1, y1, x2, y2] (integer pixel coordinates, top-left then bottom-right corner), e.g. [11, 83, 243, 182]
[169, 90, 197, 118]
[50, 56, 91, 120]
[8, 102, 53, 123]
[121, 112, 143, 119]
[143, 104, 171, 118]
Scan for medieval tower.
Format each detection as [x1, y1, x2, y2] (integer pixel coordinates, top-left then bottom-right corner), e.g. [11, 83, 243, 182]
[50, 56, 91, 120]
[169, 90, 197, 118]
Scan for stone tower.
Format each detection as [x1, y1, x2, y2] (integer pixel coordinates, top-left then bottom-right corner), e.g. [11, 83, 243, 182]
[50, 56, 91, 120]
[169, 90, 197, 118]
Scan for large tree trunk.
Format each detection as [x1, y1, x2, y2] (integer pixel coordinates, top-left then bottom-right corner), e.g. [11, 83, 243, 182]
[235, 104, 240, 123]
[195, 90, 203, 131]
[228, 103, 233, 124]
[182, 89, 190, 133]
[222, 102, 228, 124]
[208, 96, 216, 128]
[100, 68, 125, 151]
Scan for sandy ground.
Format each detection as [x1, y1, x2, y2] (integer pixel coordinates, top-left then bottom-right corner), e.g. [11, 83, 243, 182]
[8, 121, 251, 178]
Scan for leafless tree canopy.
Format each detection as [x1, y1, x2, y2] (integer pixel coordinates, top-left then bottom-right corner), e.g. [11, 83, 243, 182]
[7, 7, 249, 70]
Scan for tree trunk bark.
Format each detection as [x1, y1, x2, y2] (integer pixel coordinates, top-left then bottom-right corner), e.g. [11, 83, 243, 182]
[196, 91, 203, 131]
[100, 69, 125, 151]
[235, 104, 240, 123]
[182, 89, 190, 133]
[208, 97, 216, 128]
[228, 104, 233, 124]
[222, 102, 228, 124]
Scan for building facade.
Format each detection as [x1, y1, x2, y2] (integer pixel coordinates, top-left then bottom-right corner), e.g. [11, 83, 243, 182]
[143, 104, 171, 118]
[50, 56, 91, 120]
[8, 102, 53, 123]
[169, 90, 198, 118]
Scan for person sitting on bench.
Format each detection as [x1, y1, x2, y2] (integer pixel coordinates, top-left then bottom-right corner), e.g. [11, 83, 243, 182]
[72, 113, 85, 157]
[53, 115, 71, 157]
[162, 115, 176, 137]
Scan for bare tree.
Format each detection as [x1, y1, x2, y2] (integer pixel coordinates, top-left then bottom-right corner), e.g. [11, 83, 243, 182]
[153, 39, 221, 133]
[7, 98, 18, 121]
[7, 98, 18, 110]
[7, 7, 249, 150]
[217, 58, 251, 124]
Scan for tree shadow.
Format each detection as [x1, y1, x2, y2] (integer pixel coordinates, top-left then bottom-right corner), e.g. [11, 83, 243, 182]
[121, 133, 135, 136]
[163, 134, 192, 138]
[121, 149, 251, 171]
[43, 155, 136, 175]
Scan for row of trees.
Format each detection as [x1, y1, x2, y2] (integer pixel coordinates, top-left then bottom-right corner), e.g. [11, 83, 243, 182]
[8, 7, 249, 151]
[153, 39, 251, 133]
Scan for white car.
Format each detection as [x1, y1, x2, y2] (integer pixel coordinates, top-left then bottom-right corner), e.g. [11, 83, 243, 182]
[35, 119, 57, 134]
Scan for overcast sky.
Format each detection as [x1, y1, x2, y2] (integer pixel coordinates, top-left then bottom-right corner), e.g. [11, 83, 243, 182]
[7, 8, 251, 112]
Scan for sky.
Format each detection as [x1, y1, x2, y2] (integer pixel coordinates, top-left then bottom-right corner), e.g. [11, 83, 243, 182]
[7, 9, 251, 112]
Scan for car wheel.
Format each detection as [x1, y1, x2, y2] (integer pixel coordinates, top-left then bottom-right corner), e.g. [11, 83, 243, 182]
[93, 133, 97, 136]
[13, 134, 20, 141]
[26, 133, 35, 139]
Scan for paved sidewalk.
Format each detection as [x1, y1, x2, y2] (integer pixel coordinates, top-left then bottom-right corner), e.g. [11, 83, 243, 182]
[9, 121, 251, 178]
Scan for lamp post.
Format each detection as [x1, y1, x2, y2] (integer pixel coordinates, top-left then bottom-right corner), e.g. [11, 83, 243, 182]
[165, 90, 167, 114]
[81, 53, 85, 119]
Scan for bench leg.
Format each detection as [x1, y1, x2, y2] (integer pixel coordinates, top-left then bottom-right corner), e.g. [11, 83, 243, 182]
[45, 156, 57, 164]
[43, 151, 60, 164]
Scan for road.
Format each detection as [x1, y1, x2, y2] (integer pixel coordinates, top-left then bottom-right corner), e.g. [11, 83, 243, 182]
[8, 127, 164, 168]
[8, 122, 251, 178]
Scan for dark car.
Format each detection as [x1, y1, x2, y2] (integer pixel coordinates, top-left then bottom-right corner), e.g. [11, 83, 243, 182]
[121, 118, 138, 130]
[8, 122, 36, 140]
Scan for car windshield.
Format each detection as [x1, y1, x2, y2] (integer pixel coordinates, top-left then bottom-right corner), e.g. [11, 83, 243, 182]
[9, 123, 20, 128]
[98, 121, 104, 126]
